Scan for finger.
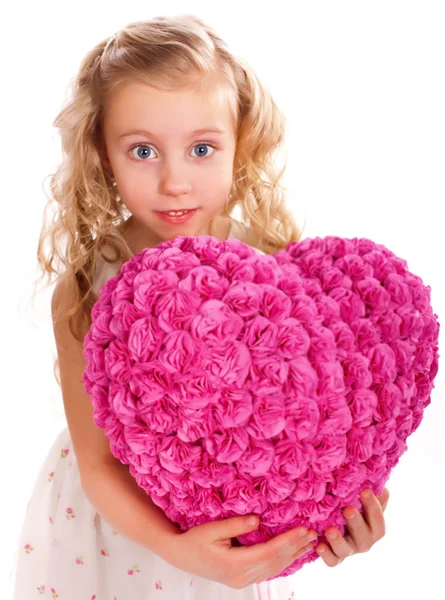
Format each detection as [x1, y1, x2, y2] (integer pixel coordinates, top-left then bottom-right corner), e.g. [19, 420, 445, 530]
[359, 489, 386, 540]
[248, 538, 315, 585]
[340, 503, 372, 553]
[315, 540, 348, 567]
[377, 487, 390, 512]
[339, 490, 383, 553]
[241, 528, 317, 583]
[315, 488, 389, 565]
[318, 528, 354, 563]
[236, 526, 316, 566]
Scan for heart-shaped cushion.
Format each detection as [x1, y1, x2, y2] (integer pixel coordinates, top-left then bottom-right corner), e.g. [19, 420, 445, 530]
[83, 234, 440, 580]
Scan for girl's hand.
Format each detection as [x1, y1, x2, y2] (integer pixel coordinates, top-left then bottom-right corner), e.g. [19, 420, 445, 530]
[160, 514, 319, 589]
[315, 487, 390, 567]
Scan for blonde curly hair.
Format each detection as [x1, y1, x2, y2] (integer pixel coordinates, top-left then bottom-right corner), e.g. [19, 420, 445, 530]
[34, 13, 305, 383]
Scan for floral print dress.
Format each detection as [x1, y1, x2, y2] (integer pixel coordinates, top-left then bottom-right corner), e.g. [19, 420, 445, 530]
[10, 221, 297, 599]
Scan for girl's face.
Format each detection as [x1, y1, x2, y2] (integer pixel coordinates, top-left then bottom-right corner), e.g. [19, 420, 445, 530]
[101, 80, 237, 247]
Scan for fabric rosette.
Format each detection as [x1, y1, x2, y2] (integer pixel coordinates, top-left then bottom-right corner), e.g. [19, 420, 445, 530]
[83, 234, 440, 579]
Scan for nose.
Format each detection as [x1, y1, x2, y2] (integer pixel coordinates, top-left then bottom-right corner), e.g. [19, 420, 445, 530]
[159, 160, 192, 197]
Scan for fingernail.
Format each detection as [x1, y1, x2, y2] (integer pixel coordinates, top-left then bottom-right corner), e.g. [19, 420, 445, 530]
[299, 528, 308, 537]
[363, 489, 371, 499]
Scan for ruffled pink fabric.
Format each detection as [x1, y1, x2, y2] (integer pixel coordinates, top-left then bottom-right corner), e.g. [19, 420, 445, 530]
[83, 234, 440, 580]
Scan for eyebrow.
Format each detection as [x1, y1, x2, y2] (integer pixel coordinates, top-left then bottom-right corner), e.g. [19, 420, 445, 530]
[118, 127, 226, 139]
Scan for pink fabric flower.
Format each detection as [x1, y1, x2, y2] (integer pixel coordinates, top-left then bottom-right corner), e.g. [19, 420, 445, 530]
[83, 234, 440, 581]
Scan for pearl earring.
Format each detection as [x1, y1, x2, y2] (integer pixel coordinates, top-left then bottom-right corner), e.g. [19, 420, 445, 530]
[111, 177, 121, 202]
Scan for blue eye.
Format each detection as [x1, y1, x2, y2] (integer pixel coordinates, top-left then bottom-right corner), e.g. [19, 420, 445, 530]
[191, 143, 215, 158]
[129, 143, 216, 161]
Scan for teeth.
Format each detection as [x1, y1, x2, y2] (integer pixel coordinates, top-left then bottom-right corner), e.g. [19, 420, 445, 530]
[165, 210, 190, 216]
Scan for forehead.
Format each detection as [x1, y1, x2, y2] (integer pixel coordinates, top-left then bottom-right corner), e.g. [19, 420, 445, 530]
[103, 80, 234, 139]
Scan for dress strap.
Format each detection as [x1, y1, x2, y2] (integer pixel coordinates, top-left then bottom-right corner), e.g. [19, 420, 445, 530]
[226, 217, 244, 240]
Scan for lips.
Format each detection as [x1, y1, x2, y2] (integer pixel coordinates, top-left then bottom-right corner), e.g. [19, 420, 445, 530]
[154, 208, 199, 225]
[156, 209, 197, 213]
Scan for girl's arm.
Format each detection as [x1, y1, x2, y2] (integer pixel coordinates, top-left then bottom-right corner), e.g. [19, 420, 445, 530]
[51, 276, 180, 558]
[82, 457, 181, 557]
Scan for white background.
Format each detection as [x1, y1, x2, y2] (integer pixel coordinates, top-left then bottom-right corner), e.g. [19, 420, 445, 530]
[1, 1, 444, 598]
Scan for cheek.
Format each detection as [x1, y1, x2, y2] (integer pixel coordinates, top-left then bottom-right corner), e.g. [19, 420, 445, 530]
[200, 189, 230, 214]
[199, 170, 233, 200]
[118, 175, 154, 210]
[120, 190, 152, 216]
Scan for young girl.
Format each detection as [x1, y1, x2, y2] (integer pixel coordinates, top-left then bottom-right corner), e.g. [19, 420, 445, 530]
[11, 13, 387, 600]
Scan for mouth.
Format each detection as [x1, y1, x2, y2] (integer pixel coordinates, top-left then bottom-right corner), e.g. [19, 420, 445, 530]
[154, 208, 200, 225]
[154, 208, 198, 214]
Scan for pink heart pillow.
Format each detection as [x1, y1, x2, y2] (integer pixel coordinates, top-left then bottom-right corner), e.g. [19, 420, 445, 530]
[83, 234, 440, 580]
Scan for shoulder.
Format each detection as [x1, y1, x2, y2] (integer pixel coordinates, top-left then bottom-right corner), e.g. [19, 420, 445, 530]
[51, 274, 73, 322]
[51, 274, 90, 340]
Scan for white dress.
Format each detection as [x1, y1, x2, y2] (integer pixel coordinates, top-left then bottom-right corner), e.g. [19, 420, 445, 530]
[10, 221, 297, 600]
